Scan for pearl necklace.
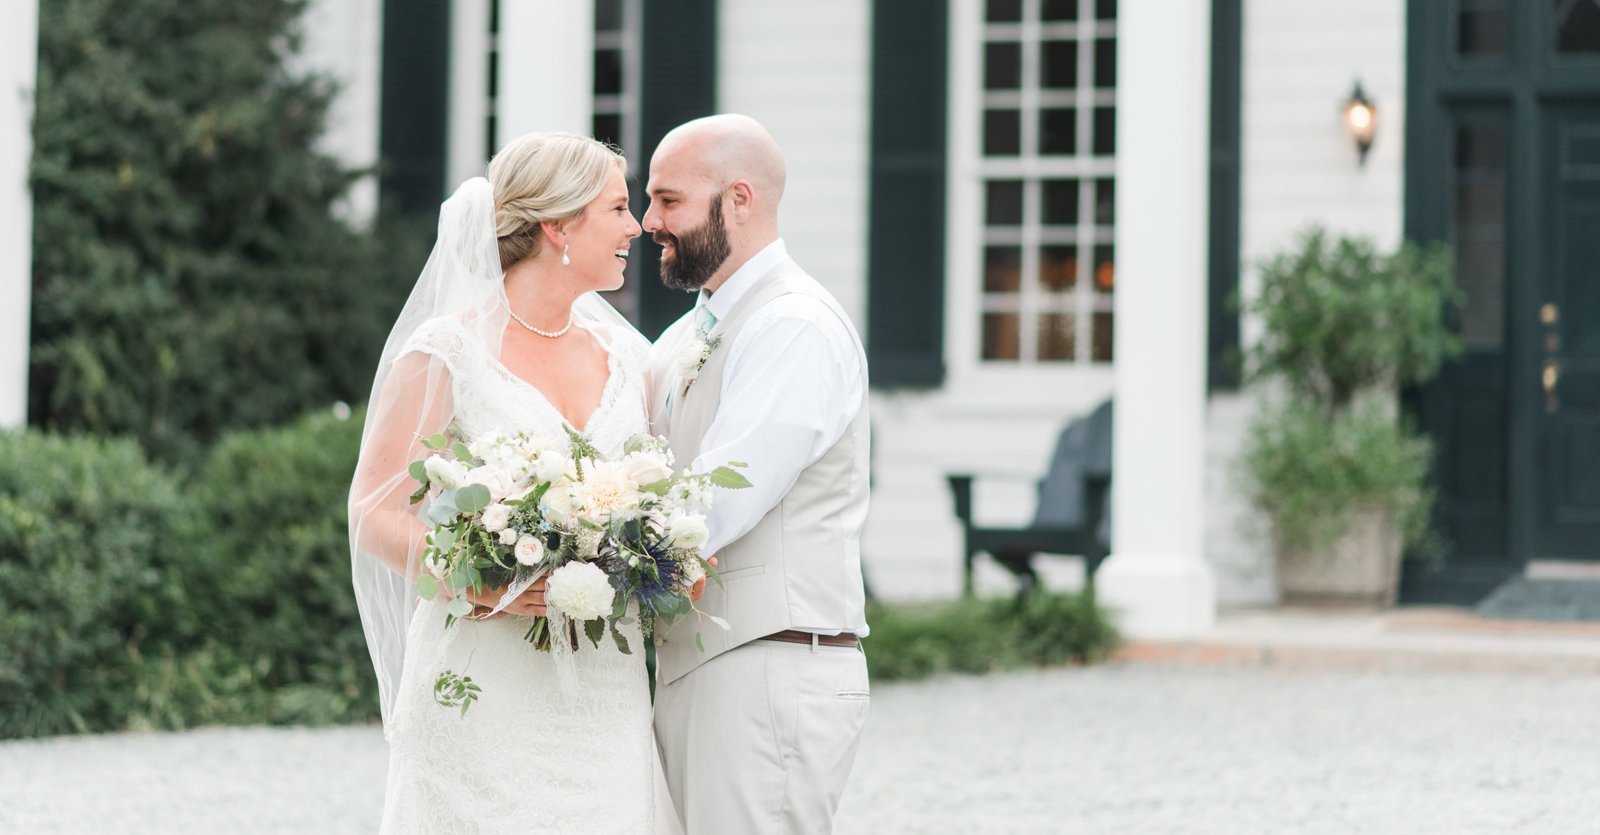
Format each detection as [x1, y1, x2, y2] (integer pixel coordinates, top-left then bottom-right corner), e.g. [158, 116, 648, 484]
[508, 307, 573, 339]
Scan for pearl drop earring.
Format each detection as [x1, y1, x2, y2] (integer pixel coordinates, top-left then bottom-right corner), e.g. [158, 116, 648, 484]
[561, 245, 571, 266]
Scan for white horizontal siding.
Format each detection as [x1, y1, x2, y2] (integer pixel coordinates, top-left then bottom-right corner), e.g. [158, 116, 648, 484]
[294, 0, 383, 224]
[718, 0, 871, 330]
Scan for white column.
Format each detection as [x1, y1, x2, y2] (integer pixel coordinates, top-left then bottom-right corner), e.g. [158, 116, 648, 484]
[447, 0, 491, 185]
[298, 0, 383, 225]
[1095, 0, 1217, 638]
[498, 0, 594, 140]
[1, 0, 40, 430]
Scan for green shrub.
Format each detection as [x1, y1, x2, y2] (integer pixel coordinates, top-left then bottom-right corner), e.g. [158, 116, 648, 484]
[863, 591, 1118, 683]
[1244, 396, 1435, 554]
[0, 406, 378, 738]
[0, 429, 189, 738]
[184, 405, 378, 725]
[29, 0, 424, 464]
[1241, 227, 1461, 561]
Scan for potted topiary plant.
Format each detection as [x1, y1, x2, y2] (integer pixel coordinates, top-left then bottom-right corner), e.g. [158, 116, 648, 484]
[1241, 227, 1461, 606]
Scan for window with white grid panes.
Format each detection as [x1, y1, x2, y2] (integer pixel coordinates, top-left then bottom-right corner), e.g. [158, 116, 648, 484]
[592, 0, 642, 320]
[979, 0, 1117, 363]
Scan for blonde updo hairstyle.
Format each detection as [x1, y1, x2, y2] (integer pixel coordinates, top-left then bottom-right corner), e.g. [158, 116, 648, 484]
[487, 132, 626, 271]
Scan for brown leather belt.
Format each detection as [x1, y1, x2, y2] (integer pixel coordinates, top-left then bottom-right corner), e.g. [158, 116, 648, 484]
[759, 629, 859, 648]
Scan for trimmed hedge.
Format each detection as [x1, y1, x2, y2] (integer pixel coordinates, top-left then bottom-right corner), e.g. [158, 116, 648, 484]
[1, 411, 1119, 738]
[0, 406, 376, 739]
[0, 431, 190, 737]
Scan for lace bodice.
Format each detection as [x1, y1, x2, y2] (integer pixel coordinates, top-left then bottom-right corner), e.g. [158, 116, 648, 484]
[380, 316, 656, 834]
[404, 315, 651, 457]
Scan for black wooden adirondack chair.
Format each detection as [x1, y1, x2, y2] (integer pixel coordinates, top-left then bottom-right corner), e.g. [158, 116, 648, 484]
[947, 399, 1113, 596]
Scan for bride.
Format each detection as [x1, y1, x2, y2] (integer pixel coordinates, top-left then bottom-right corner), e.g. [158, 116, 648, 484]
[348, 133, 681, 833]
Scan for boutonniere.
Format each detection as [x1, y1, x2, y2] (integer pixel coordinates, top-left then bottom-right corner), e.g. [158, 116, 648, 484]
[676, 334, 722, 396]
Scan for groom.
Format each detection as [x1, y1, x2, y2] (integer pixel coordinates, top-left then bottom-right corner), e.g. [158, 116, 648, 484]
[644, 114, 871, 833]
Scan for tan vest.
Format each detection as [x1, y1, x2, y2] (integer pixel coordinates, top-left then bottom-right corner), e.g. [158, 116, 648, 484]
[649, 258, 870, 684]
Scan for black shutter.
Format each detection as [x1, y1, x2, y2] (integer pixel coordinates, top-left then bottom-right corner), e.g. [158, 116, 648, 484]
[868, 0, 949, 388]
[636, 1, 718, 340]
[1208, 0, 1243, 389]
[379, 0, 451, 225]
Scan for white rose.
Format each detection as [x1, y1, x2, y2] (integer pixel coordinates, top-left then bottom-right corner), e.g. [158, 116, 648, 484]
[676, 340, 706, 380]
[544, 561, 616, 620]
[667, 513, 710, 550]
[541, 483, 584, 527]
[514, 533, 545, 566]
[465, 430, 504, 460]
[534, 450, 569, 484]
[480, 503, 511, 532]
[497, 527, 518, 545]
[423, 456, 469, 489]
[470, 466, 518, 501]
[622, 451, 674, 486]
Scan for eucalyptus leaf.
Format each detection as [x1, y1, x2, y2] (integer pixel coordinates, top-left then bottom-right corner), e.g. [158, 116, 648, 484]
[446, 596, 474, 618]
[456, 483, 492, 513]
[408, 460, 429, 483]
[710, 467, 753, 489]
[424, 433, 448, 450]
[706, 614, 730, 631]
[416, 573, 438, 600]
[695, 632, 705, 652]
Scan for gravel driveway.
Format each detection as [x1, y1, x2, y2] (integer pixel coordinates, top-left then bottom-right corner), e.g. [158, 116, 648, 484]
[5, 664, 1598, 833]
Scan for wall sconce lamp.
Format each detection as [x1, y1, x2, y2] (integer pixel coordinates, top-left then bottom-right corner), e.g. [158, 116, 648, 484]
[1343, 80, 1377, 165]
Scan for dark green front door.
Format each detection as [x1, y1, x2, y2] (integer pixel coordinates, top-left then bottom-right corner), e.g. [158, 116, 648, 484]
[1532, 106, 1600, 558]
[1406, 1, 1600, 601]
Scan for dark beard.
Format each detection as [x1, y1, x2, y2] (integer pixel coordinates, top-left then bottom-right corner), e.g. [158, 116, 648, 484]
[656, 195, 731, 292]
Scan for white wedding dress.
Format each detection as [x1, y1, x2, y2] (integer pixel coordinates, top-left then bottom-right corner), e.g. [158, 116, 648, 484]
[379, 315, 664, 834]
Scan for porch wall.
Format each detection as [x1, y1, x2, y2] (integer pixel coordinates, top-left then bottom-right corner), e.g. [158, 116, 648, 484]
[718, 0, 872, 329]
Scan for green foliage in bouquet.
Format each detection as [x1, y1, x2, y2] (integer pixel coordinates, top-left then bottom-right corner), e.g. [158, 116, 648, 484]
[862, 591, 1119, 683]
[28, 0, 424, 464]
[0, 430, 189, 738]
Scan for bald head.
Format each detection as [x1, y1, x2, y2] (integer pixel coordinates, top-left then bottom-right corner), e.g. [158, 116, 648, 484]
[644, 114, 790, 293]
[655, 114, 787, 215]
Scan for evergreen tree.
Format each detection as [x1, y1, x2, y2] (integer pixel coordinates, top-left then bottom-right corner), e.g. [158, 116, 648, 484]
[29, 0, 422, 462]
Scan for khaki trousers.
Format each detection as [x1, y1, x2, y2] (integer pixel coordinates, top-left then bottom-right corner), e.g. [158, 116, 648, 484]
[654, 639, 870, 834]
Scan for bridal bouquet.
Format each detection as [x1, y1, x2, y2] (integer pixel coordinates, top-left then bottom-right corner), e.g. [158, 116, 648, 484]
[408, 426, 749, 714]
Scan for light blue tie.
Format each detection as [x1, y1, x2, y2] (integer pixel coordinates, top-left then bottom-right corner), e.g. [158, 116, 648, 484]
[667, 306, 718, 417]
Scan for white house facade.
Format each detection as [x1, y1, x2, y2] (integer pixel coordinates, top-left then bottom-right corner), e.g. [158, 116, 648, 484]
[14, 0, 1600, 632]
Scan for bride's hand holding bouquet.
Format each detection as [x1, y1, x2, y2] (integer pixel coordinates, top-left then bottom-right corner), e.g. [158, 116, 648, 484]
[408, 425, 749, 713]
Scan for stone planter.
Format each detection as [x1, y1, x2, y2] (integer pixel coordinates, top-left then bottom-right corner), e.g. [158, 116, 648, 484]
[1275, 506, 1402, 607]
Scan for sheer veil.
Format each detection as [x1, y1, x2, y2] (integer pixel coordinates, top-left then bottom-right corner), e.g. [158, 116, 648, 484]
[348, 176, 637, 723]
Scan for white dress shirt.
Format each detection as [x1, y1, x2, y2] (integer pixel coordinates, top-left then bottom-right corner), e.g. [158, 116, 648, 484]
[686, 239, 865, 563]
